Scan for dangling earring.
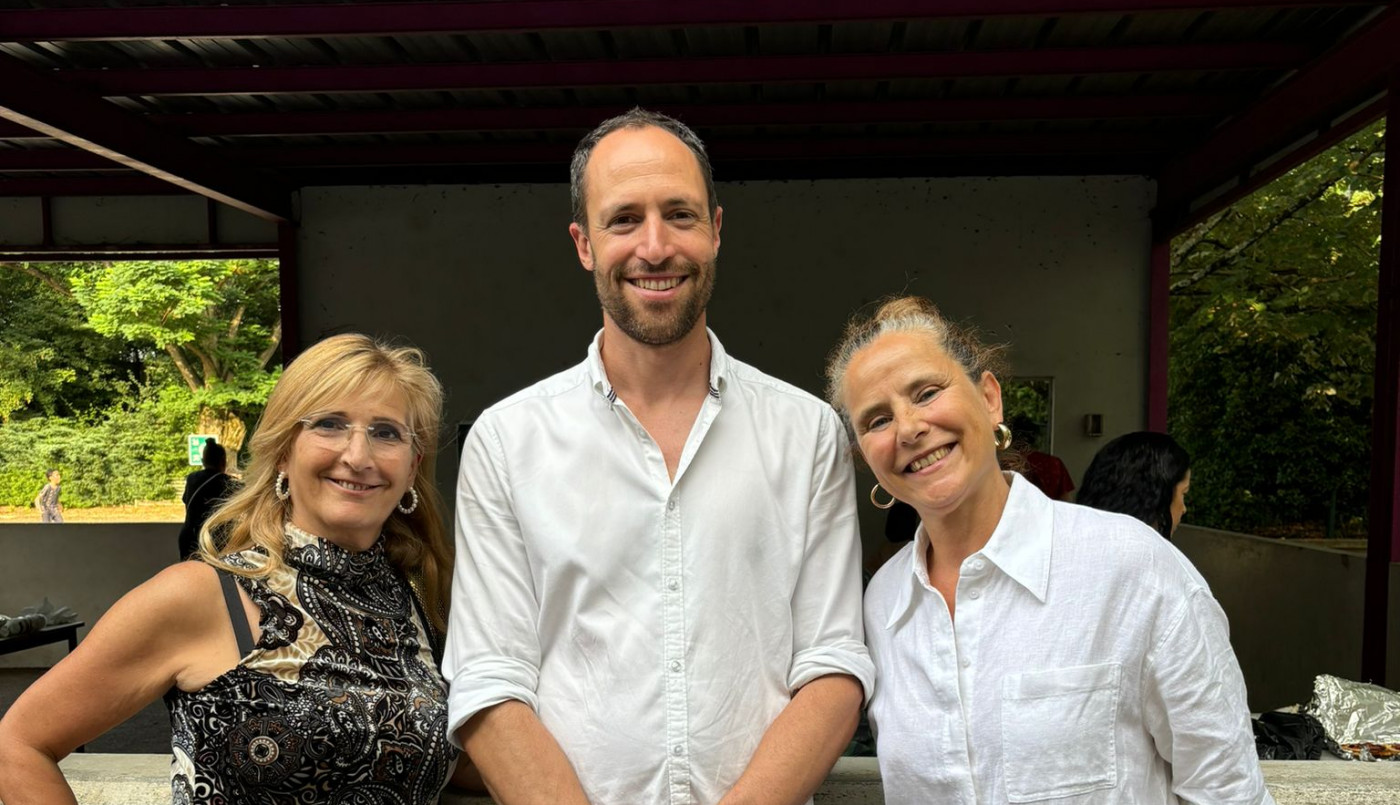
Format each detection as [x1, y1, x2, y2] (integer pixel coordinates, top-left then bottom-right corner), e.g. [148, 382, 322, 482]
[274, 470, 290, 501]
[994, 423, 1013, 451]
[870, 483, 896, 510]
[397, 486, 419, 515]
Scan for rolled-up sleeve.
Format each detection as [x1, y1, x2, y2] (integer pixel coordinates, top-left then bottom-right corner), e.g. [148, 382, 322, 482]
[786, 408, 876, 701]
[442, 417, 542, 747]
[1141, 586, 1275, 805]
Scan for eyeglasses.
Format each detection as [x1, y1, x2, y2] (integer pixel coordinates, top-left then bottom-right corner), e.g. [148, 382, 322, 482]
[298, 414, 416, 454]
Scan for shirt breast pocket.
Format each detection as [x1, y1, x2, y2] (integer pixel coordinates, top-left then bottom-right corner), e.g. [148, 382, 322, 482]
[1000, 662, 1120, 802]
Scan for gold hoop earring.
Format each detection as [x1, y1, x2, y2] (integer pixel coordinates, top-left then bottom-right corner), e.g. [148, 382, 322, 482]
[870, 483, 896, 510]
[994, 423, 1013, 451]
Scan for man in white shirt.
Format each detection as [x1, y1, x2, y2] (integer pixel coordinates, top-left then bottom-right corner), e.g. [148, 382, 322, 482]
[443, 108, 874, 805]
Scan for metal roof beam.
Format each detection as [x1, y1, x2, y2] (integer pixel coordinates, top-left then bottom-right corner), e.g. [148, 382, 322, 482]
[0, 130, 1181, 171]
[0, 1, 1377, 41]
[92, 47, 1307, 97]
[0, 93, 1241, 139]
[137, 94, 1248, 136]
[0, 54, 293, 221]
[69, 43, 1311, 97]
[1157, 5, 1400, 221]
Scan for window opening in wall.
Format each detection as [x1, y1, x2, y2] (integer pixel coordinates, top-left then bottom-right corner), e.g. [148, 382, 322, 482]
[0, 258, 282, 524]
[1001, 377, 1055, 452]
[1169, 119, 1382, 548]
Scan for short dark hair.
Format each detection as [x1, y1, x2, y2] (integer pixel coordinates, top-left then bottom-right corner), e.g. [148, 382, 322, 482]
[45, 468, 59, 480]
[202, 440, 227, 470]
[569, 107, 718, 228]
[1077, 431, 1191, 539]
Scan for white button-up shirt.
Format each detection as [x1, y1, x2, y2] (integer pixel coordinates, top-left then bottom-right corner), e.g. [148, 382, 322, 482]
[866, 473, 1274, 805]
[444, 329, 874, 805]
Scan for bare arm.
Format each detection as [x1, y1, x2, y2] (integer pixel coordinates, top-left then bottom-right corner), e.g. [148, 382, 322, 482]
[718, 674, 863, 805]
[458, 700, 590, 805]
[0, 562, 234, 804]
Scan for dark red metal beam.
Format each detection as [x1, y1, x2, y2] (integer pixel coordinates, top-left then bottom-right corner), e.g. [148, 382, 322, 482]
[0, 0, 1375, 41]
[1164, 95, 1387, 236]
[277, 223, 300, 364]
[70, 43, 1311, 97]
[0, 175, 189, 195]
[1157, 5, 1400, 221]
[1360, 71, 1399, 686]
[0, 53, 293, 221]
[119, 94, 1241, 138]
[0, 244, 278, 260]
[0, 131, 1181, 172]
[1147, 236, 1170, 432]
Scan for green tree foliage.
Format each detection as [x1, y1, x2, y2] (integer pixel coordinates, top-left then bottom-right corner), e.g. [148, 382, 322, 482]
[65, 259, 281, 456]
[0, 264, 139, 422]
[1170, 121, 1384, 536]
[0, 259, 280, 506]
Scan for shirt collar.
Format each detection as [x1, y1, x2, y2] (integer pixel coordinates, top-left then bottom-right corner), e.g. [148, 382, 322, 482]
[884, 472, 1054, 630]
[588, 327, 728, 404]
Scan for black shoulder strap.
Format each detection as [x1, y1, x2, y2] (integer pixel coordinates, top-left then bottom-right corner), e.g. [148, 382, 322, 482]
[216, 569, 255, 656]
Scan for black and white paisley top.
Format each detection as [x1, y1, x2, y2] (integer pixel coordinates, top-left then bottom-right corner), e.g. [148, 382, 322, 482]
[165, 523, 452, 804]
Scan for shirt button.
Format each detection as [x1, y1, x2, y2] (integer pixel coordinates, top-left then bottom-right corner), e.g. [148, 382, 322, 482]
[968, 589, 981, 600]
[673, 745, 684, 756]
[971, 559, 986, 571]
[667, 578, 679, 591]
[668, 499, 677, 511]
[670, 660, 682, 672]
[961, 657, 971, 668]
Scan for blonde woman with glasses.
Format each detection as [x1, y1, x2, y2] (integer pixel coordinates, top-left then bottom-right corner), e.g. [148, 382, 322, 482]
[0, 334, 476, 804]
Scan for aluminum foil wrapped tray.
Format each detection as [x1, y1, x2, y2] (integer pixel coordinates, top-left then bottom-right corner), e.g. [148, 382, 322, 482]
[1305, 674, 1400, 761]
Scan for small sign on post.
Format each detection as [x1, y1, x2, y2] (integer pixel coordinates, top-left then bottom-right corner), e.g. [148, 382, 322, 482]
[187, 434, 217, 466]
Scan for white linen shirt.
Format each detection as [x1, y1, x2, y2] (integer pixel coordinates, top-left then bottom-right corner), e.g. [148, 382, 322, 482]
[444, 329, 874, 805]
[865, 473, 1274, 805]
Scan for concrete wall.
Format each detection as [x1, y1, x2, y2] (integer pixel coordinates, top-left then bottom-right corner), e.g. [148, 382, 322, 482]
[0, 196, 277, 245]
[1175, 524, 1400, 711]
[295, 177, 1155, 559]
[0, 523, 178, 669]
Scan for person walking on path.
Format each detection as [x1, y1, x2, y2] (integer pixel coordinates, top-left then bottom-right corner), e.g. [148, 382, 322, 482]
[34, 470, 62, 523]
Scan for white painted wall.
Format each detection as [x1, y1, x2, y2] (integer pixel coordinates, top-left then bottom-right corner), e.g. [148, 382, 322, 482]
[296, 177, 1154, 558]
[0, 523, 179, 669]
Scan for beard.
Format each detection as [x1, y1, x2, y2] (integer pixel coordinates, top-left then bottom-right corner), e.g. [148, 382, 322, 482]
[595, 255, 717, 346]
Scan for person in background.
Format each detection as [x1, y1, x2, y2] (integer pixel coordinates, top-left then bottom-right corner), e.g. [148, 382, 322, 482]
[1008, 412, 1076, 501]
[827, 295, 1271, 805]
[0, 333, 474, 804]
[1077, 431, 1191, 539]
[445, 108, 872, 805]
[34, 469, 62, 523]
[177, 440, 236, 560]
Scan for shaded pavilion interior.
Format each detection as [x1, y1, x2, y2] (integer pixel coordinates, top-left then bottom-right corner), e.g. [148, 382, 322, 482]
[0, 0, 1397, 682]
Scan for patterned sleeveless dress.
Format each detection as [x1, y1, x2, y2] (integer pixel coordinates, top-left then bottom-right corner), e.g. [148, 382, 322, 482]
[165, 523, 452, 804]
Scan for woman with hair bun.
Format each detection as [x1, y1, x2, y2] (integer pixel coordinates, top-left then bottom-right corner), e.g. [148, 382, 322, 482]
[0, 333, 473, 804]
[826, 296, 1271, 805]
[1077, 431, 1192, 539]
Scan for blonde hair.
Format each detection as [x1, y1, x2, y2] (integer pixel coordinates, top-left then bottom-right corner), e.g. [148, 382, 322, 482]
[824, 296, 1008, 437]
[201, 333, 452, 634]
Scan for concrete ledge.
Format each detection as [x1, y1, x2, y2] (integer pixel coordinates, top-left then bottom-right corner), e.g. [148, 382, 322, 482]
[49, 754, 1400, 804]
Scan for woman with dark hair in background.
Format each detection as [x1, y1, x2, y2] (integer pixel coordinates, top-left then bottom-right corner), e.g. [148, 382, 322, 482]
[1077, 431, 1191, 539]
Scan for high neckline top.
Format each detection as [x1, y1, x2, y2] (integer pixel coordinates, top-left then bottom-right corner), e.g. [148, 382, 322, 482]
[165, 522, 452, 804]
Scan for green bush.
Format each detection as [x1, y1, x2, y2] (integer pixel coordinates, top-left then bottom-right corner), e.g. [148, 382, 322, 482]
[0, 385, 196, 507]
